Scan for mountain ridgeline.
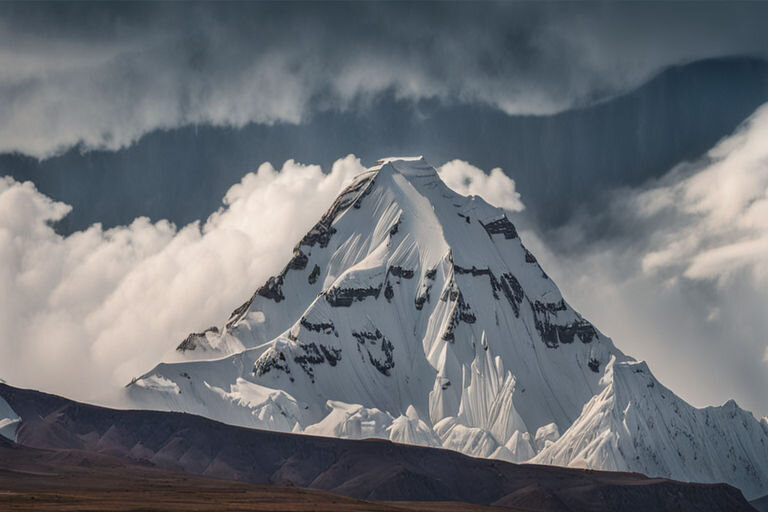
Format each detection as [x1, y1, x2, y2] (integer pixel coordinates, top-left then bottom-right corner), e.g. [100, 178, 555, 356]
[0, 383, 758, 511]
[129, 157, 768, 500]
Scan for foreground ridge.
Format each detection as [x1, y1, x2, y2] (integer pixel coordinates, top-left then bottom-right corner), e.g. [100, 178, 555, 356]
[128, 157, 768, 499]
[0, 383, 757, 512]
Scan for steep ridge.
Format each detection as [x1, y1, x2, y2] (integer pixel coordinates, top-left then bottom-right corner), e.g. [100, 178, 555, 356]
[534, 358, 768, 501]
[128, 157, 768, 499]
[0, 383, 757, 512]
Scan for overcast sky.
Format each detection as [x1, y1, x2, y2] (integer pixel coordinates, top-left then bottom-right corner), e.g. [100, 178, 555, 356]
[2, 1, 768, 156]
[0, 1, 767, 418]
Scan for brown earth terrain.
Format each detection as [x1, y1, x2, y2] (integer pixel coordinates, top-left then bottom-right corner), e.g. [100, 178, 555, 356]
[0, 384, 757, 512]
[0, 443, 511, 512]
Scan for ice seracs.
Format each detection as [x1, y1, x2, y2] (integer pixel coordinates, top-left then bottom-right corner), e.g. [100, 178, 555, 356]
[129, 157, 768, 499]
[534, 357, 768, 500]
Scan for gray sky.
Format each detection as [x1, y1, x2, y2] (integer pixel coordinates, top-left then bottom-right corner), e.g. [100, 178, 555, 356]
[0, 1, 767, 417]
[2, 1, 768, 156]
[524, 104, 768, 417]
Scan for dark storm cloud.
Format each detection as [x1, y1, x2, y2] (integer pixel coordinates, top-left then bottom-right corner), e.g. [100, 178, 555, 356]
[1, 1, 768, 156]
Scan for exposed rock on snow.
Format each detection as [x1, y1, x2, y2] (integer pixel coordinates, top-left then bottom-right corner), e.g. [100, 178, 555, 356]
[533, 357, 768, 500]
[129, 157, 768, 499]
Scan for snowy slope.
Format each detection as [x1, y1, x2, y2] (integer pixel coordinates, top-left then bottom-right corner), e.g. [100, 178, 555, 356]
[128, 157, 768, 499]
[533, 357, 768, 500]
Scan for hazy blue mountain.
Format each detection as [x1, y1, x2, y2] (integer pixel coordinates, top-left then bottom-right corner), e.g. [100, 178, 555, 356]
[2, 57, 766, 233]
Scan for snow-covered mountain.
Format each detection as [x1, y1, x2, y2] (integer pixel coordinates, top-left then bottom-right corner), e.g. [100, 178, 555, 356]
[128, 157, 768, 499]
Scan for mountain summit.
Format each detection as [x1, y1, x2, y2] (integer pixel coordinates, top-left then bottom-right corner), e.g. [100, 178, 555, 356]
[129, 157, 768, 499]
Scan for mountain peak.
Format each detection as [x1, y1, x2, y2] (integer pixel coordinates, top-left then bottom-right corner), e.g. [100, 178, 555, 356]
[375, 155, 426, 164]
[131, 155, 615, 435]
[128, 156, 768, 500]
[373, 156, 434, 176]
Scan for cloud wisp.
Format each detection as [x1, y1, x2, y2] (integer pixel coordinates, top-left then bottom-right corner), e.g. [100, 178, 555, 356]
[635, 103, 768, 284]
[0, 156, 521, 404]
[2, 2, 768, 157]
[438, 160, 524, 212]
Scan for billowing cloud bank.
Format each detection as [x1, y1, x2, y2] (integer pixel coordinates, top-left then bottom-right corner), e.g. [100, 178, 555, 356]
[2, 118, 766, 417]
[524, 103, 768, 417]
[637, 104, 768, 283]
[2, 2, 768, 156]
[0, 157, 520, 403]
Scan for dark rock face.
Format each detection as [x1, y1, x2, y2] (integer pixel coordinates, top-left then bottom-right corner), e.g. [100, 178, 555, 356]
[308, 264, 321, 285]
[440, 284, 476, 343]
[319, 344, 342, 367]
[531, 300, 598, 348]
[453, 264, 493, 278]
[0, 383, 757, 512]
[254, 350, 291, 378]
[352, 329, 395, 376]
[226, 175, 377, 329]
[176, 326, 220, 352]
[480, 216, 518, 240]
[414, 290, 430, 310]
[497, 273, 525, 317]
[287, 250, 309, 271]
[588, 358, 601, 373]
[389, 218, 400, 237]
[301, 175, 375, 249]
[254, 337, 342, 382]
[257, 275, 286, 302]
[226, 293, 257, 329]
[299, 317, 336, 336]
[533, 299, 568, 315]
[388, 266, 414, 279]
[325, 285, 381, 307]
[292, 342, 342, 382]
[453, 264, 525, 318]
[383, 282, 394, 302]
[247, 248, 311, 308]
[351, 328, 383, 345]
[416, 267, 437, 310]
[368, 337, 395, 376]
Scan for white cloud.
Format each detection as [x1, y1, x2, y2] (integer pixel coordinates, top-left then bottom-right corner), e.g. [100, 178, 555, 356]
[438, 160, 524, 212]
[637, 103, 768, 284]
[0, 156, 364, 403]
[0, 155, 517, 404]
[523, 102, 768, 417]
